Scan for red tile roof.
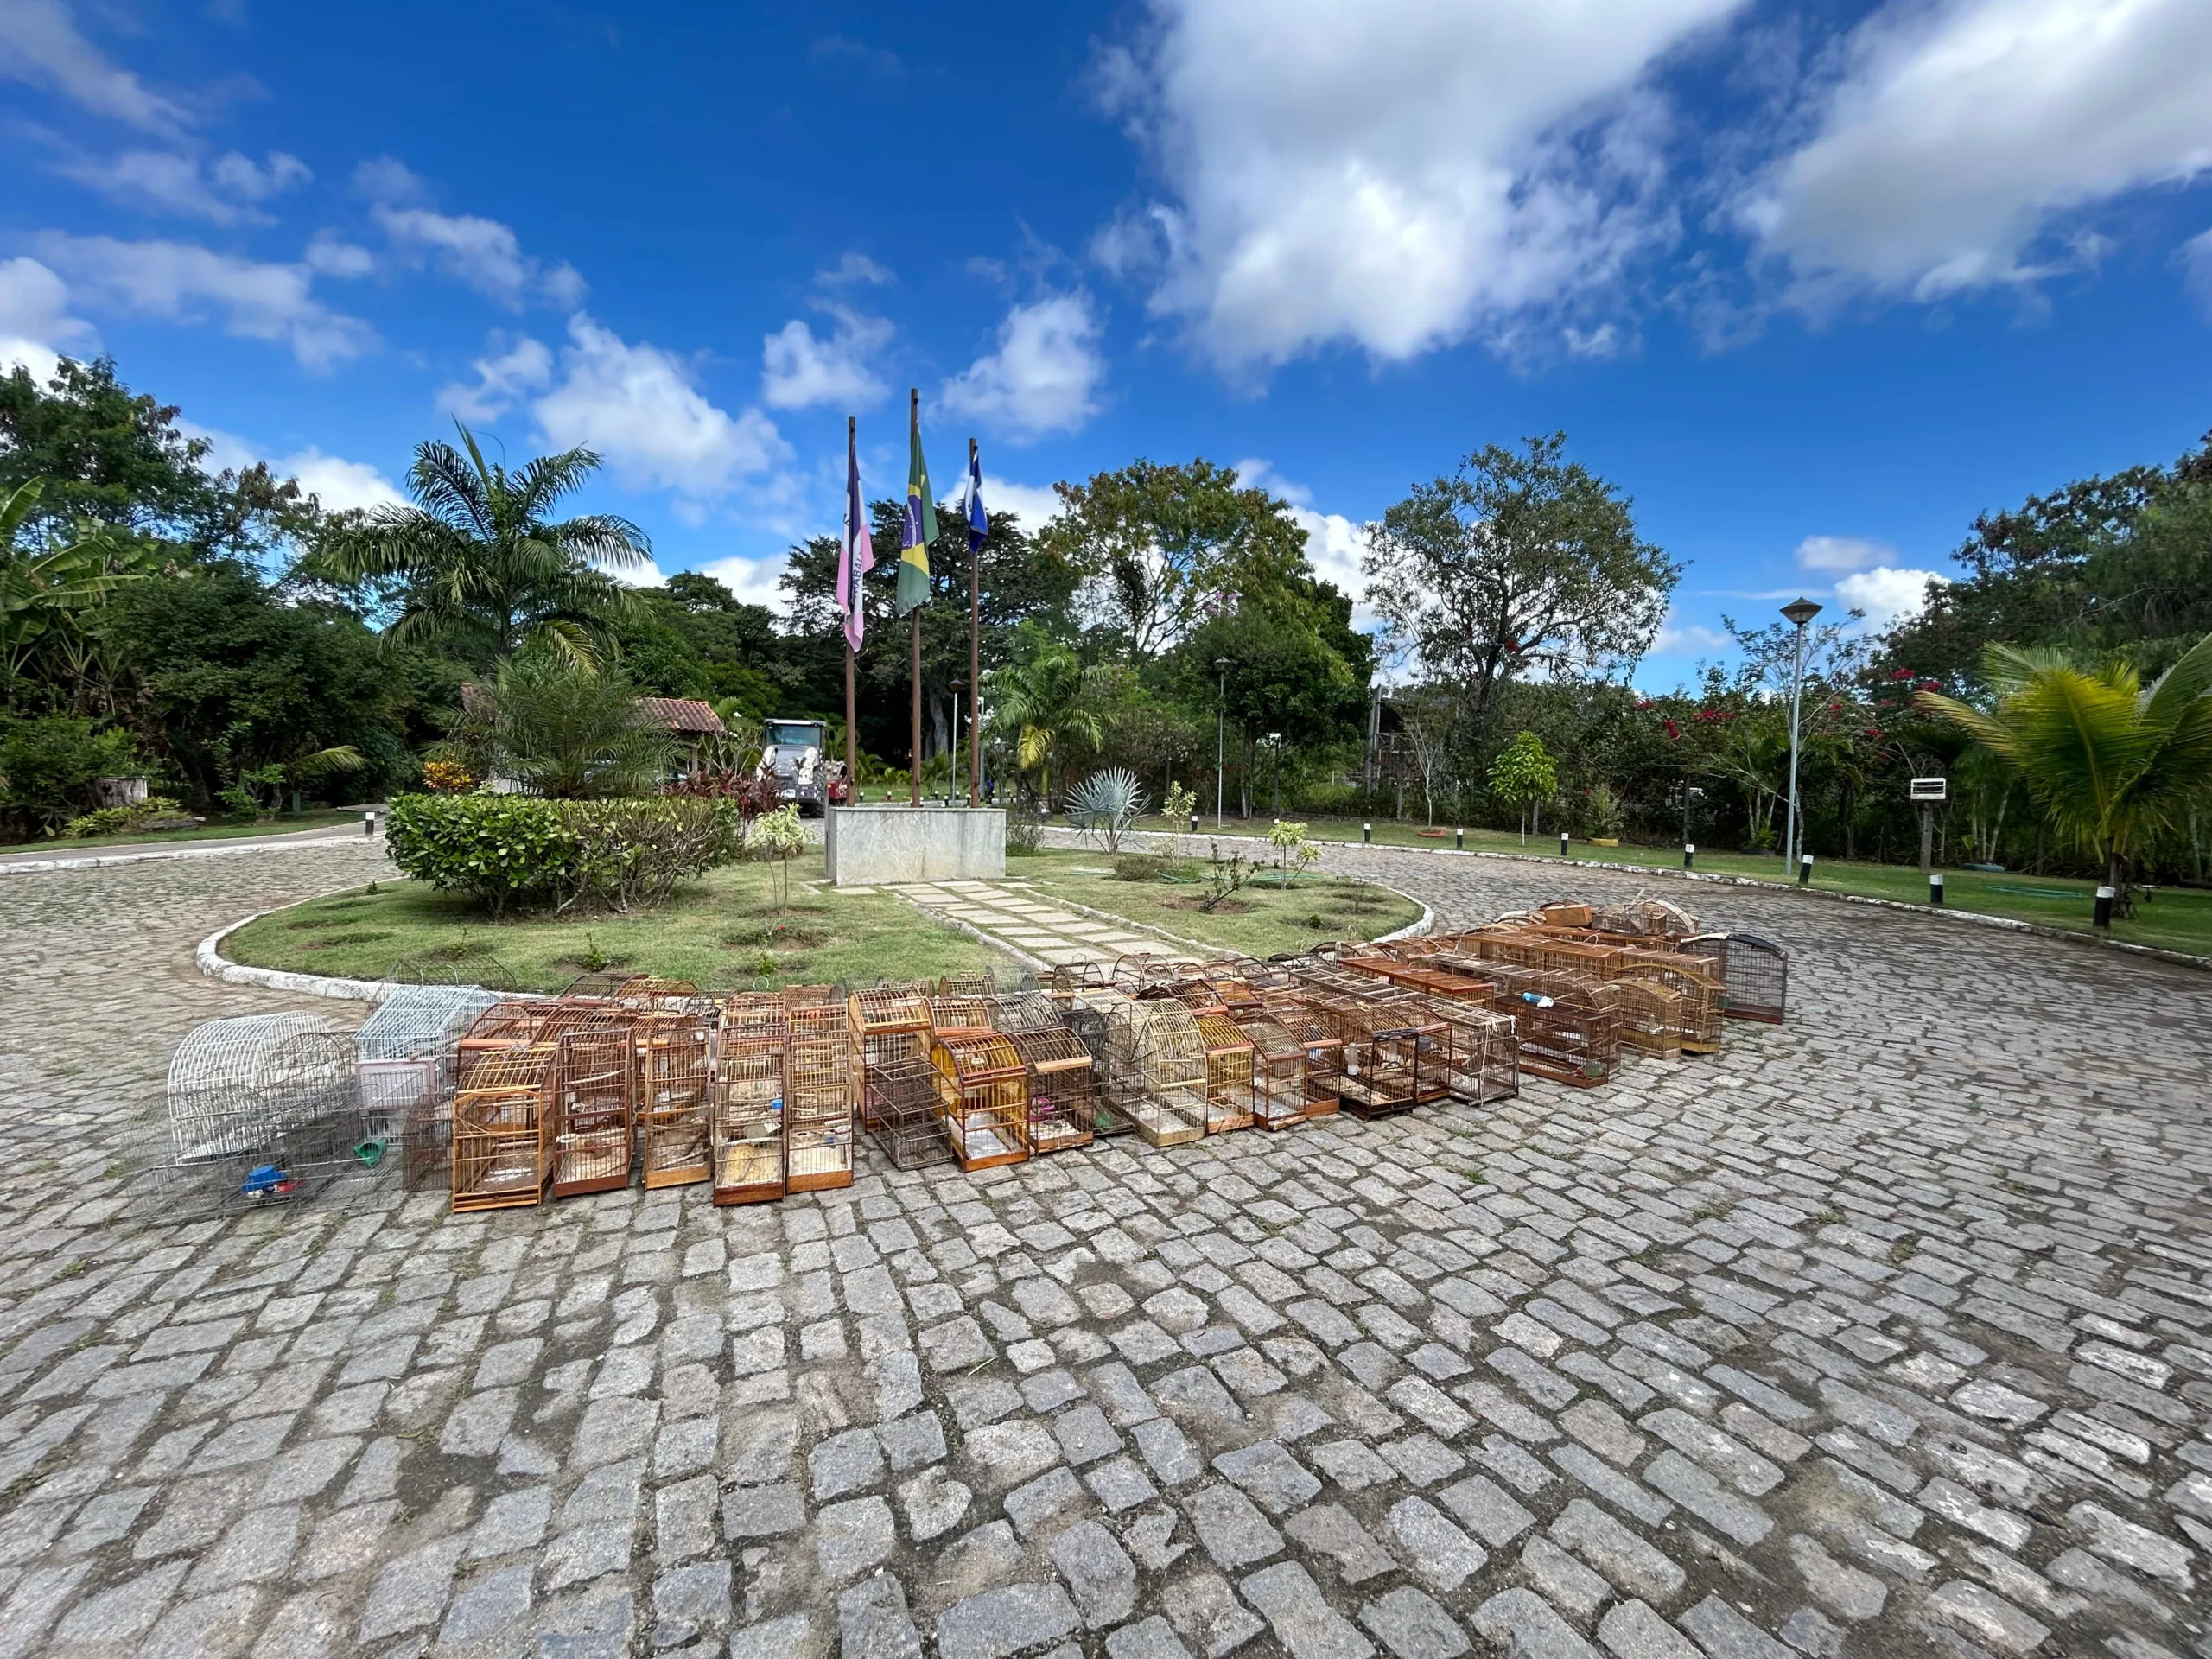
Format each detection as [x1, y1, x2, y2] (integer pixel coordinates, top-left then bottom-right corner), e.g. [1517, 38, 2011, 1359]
[635, 697, 728, 735]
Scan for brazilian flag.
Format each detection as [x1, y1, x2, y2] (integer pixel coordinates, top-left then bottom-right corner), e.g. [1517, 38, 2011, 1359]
[896, 399, 937, 616]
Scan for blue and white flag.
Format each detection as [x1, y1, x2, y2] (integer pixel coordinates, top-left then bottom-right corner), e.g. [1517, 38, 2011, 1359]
[959, 442, 988, 554]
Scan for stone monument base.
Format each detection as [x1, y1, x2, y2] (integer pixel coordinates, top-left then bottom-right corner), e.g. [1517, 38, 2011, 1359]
[825, 804, 1006, 886]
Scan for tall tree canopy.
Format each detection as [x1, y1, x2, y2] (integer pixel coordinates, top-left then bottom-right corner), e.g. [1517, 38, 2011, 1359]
[309, 426, 649, 666]
[1363, 433, 1679, 728]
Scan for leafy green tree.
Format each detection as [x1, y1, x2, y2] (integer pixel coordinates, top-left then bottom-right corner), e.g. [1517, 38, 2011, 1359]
[460, 649, 675, 800]
[1487, 729, 1558, 842]
[0, 712, 139, 837]
[1365, 433, 1680, 730]
[985, 622, 1110, 803]
[1917, 634, 2212, 900]
[2, 478, 164, 701]
[1042, 460, 1308, 660]
[310, 426, 648, 665]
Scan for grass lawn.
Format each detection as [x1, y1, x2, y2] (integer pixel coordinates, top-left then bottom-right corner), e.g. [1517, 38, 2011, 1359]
[226, 852, 1011, 995]
[1009, 848, 1425, 958]
[1127, 813, 2212, 957]
[5, 809, 366, 852]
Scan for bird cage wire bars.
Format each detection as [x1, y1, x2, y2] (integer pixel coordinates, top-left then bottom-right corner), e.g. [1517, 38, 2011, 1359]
[1441, 956, 1622, 1088]
[1613, 951, 1726, 1052]
[389, 952, 520, 992]
[938, 971, 997, 998]
[931, 1033, 1031, 1172]
[850, 982, 933, 1129]
[357, 985, 500, 1195]
[1604, 976, 1684, 1061]
[1114, 998, 1210, 1147]
[1064, 988, 1141, 1138]
[1682, 932, 1788, 1024]
[547, 1019, 634, 1199]
[1229, 1012, 1308, 1131]
[1332, 998, 1445, 1120]
[155, 1015, 375, 1214]
[452, 1044, 556, 1211]
[1007, 1026, 1098, 1154]
[638, 1008, 712, 1188]
[1047, 960, 1111, 1007]
[928, 994, 996, 1036]
[868, 1052, 957, 1169]
[1194, 1012, 1258, 1134]
[1257, 991, 1344, 1117]
[785, 1001, 855, 1191]
[1413, 998, 1520, 1104]
[712, 995, 786, 1204]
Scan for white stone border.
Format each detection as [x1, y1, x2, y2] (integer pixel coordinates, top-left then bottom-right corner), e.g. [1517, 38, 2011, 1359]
[198, 908, 391, 1001]
[2, 831, 365, 876]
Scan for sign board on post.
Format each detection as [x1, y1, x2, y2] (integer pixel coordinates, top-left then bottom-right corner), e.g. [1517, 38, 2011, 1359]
[1910, 778, 1945, 874]
[1910, 777, 1948, 803]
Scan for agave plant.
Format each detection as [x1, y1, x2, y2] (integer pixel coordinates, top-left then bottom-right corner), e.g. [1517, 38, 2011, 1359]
[1064, 767, 1150, 854]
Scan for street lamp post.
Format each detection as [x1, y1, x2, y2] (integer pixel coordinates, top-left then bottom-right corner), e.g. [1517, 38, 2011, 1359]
[949, 679, 966, 808]
[1780, 597, 1822, 872]
[1214, 658, 1230, 828]
[1268, 732, 1283, 813]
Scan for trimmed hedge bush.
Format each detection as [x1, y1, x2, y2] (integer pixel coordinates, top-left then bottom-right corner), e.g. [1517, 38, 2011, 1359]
[385, 793, 743, 917]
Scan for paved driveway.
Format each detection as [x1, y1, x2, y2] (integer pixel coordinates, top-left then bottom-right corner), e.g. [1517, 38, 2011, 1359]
[0, 840, 2207, 1658]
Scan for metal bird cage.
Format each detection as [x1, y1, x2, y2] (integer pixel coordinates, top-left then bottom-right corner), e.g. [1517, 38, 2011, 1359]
[1046, 960, 1111, 1007]
[387, 952, 520, 993]
[711, 995, 786, 1204]
[544, 1016, 633, 1199]
[1682, 933, 1788, 1025]
[938, 971, 997, 998]
[931, 1032, 1031, 1172]
[1227, 1012, 1309, 1131]
[1613, 950, 1727, 1051]
[1063, 988, 1142, 1138]
[1007, 1026, 1098, 1154]
[357, 985, 500, 1195]
[563, 970, 645, 1001]
[1441, 956, 1622, 1088]
[452, 1044, 556, 1211]
[785, 1001, 856, 1191]
[637, 1007, 712, 1188]
[1194, 1012, 1257, 1134]
[867, 1051, 957, 1169]
[155, 1015, 378, 1215]
[1412, 998, 1520, 1103]
[1110, 998, 1210, 1147]
[1327, 997, 1445, 1120]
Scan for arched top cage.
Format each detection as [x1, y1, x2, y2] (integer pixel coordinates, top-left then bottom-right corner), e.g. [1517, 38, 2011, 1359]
[1681, 932, 1787, 1024]
[166, 1013, 337, 1111]
[988, 989, 1065, 1037]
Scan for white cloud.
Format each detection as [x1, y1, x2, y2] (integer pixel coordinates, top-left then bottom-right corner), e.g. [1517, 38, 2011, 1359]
[176, 418, 405, 514]
[942, 294, 1104, 440]
[0, 256, 95, 378]
[1745, 0, 2212, 300]
[0, 0, 189, 134]
[760, 305, 891, 410]
[303, 231, 375, 279]
[437, 333, 555, 421]
[371, 203, 586, 309]
[1230, 457, 1365, 601]
[1795, 534, 1894, 573]
[533, 314, 791, 502]
[2182, 227, 2212, 316]
[818, 252, 893, 288]
[1653, 618, 1732, 655]
[1107, 0, 1742, 370]
[1835, 565, 1949, 632]
[981, 475, 1064, 532]
[693, 555, 790, 611]
[34, 233, 375, 370]
[62, 148, 310, 225]
[352, 156, 427, 204]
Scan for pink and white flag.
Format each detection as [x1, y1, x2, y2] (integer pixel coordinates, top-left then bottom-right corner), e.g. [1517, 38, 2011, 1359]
[836, 421, 874, 653]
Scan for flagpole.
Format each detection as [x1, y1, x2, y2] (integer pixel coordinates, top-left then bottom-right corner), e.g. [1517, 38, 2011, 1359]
[967, 437, 982, 808]
[845, 416, 861, 807]
[910, 396, 922, 808]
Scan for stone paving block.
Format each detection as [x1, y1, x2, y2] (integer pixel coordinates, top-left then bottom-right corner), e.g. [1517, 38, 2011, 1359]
[1470, 1586, 1601, 1659]
[1106, 1614, 1195, 1659]
[937, 1582, 1083, 1659]
[1184, 1481, 1283, 1570]
[1239, 1561, 1375, 1659]
[1052, 1518, 1139, 1626]
[1677, 1593, 1794, 1659]
[1357, 1586, 1469, 1659]
[1595, 1598, 1700, 1659]
[1550, 1497, 1685, 1602]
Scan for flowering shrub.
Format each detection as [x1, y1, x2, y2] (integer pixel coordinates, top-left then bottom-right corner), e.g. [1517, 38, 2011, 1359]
[421, 760, 476, 793]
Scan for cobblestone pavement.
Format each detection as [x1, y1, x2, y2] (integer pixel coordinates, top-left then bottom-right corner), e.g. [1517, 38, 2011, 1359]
[3, 839, 2210, 1659]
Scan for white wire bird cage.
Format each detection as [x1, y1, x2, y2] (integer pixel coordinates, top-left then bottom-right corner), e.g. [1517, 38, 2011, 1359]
[355, 985, 501, 1194]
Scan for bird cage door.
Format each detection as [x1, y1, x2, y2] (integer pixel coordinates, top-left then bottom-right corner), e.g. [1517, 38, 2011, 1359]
[785, 1005, 855, 1191]
[550, 1026, 634, 1198]
[639, 1014, 711, 1188]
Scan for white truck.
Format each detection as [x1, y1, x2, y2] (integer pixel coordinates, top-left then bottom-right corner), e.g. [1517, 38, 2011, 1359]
[755, 718, 849, 814]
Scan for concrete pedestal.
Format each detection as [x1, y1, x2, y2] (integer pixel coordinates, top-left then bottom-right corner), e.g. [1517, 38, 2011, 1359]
[825, 804, 1006, 886]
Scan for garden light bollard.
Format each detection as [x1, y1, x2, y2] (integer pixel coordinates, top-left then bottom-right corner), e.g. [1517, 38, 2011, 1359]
[1189, 811, 1198, 836]
[1929, 872, 1945, 906]
[1799, 854, 1813, 887]
[1363, 821, 1371, 843]
[1683, 842, 1694, 870]
[364, 810, 378, 838]
[1559, 830, 1569, 859]
[2094, 884, 2114, 928]
[1454, 826, 1464, 851]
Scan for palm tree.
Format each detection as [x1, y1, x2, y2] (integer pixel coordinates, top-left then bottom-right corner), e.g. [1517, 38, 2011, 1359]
[986, 626, 1110, 804]
[465, 649, 674, 800]
[310, 425, 649, 664]
[1917, 634, 2212, 900]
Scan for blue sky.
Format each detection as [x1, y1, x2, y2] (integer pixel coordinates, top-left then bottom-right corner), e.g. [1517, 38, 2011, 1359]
[5, 0, 2210, 690]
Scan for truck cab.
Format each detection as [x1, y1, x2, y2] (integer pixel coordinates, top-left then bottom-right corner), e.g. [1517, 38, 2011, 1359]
[757, 719, 845, 813]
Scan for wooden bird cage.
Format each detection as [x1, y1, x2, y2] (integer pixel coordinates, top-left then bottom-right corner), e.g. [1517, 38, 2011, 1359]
[1538, 901, 1594, 929]
[710, 995, 786, 1205]
[1681, 933, 1787, 1024]
[1614, 950, 1726, 1051]
[1109, 996, 1209, 1147]
[1046, 960, 1111, 1007]
[1529, 937, 1630, 979]
[563, 970, 643, 1001]
[781, 982, 843, 1012]
[867, 1052, 957, 1169]
[1605, 976, 1683, 1061]
[1341, 952, 1497, 1001]
[785, 1001, 855, 1191]
[1445, 958, 1621, 1088]
[850, 982, 933, 1128]
[938, 970, 997, 998]
[452, 1045, 556, 1211]
[1327, 998, 1446, 1120]
[1007, 1026, 1098, 1154]
[548, 1020, 635, 1198]
[1063, 988, 1141, 1138]
[637, 1008, 711, 1187]
[1590, 898, 1699, 942]
[1194, 1011, 1257, 1134]
[1412, 998, 1520, 1103]
[928, 994, 996, 1037]
[1255, 992, 1344, 1117]
[931, 1032, 1031, 1172]
[1227, 1012, 1308, 1131]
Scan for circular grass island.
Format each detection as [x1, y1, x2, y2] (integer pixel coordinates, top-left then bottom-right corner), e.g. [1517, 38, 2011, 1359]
[224, 848, 1426, 994]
